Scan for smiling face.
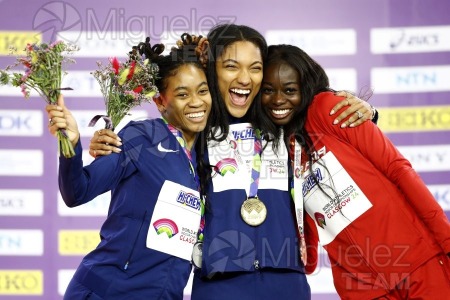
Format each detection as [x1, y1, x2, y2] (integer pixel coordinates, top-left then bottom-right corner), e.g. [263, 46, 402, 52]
[261, 62, 301, 126]
[216, 41, 263, 118]
[156, 64, 211, 148]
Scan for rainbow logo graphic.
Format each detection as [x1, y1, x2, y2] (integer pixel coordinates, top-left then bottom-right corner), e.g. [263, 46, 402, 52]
[153, 218, 179, 238]
[214, 158, 238, 176]
[314, 212, 327, 229]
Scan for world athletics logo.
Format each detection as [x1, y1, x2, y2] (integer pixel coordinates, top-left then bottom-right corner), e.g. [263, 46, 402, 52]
[153, 218, 179, 238]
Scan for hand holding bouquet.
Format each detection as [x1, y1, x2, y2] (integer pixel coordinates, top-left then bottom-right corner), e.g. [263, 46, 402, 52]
[90, 38, 159, 131]
[0, 41, 79, 158]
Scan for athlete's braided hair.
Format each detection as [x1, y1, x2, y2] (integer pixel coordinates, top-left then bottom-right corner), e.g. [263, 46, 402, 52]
[129, 35, 207, 94]
[174, 33, 209, 68]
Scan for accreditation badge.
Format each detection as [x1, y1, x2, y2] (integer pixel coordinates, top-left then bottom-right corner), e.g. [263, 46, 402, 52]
[147, 180, 201, 261]
[303, 152, 372, 245]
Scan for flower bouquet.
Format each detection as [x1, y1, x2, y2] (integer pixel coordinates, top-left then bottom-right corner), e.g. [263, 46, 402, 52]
[90, 46, 159, 131]
[0, 41, 79, 158]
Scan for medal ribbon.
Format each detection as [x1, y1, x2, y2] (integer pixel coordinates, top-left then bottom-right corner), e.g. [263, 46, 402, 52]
[290, 136, 307, 266]
[249, 129, 263, 198]
[226, 127, 263, 198]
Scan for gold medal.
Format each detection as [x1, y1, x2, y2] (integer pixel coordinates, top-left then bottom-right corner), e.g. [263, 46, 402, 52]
[240, 197, 267, 226]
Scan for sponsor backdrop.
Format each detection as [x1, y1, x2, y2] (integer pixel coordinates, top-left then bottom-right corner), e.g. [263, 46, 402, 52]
[0, 0, 449, 298]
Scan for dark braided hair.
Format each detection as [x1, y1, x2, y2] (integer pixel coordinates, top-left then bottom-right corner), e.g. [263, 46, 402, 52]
[130, 35, 207, 94]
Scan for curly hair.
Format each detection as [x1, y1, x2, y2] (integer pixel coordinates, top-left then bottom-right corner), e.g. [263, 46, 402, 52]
[130, 35, 207, 94]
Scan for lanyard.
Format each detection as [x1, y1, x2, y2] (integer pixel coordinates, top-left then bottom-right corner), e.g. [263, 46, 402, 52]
[162, 118, 196, 178]
[161, 118, 206, 242]
[226, 127, 263, 198]
[290, 136, 307, 265]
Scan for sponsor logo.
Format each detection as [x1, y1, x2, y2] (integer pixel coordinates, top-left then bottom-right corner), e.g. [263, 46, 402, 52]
[0, 31, 41, 55]
[70, 110, 148, 137]
[58, 230, 100, 255]
[325, 68, 357, 92]
[0, 110, 43, 136]
[0, 150, 43, 176]
[57, 269, 75, 296]
[157, 142, 179, 153]
[302, 168, 323, 197]
[397, 144, 450, 172]
[266, 29, 356, 56]
[57, 31, 144, 57]
[427, 184, 450, 210]
[371, 25, 450, 54]
[371, 65, 450, 94]
[0, 190, 43, 216]
[176, 191, 201, 210]
[231, 127, 254, 140]
[57, 192, 109, 216]
[153, 218, 178, 238]
[0, 270, 43, 295]
[377, 106, 450, 132]
[0, 230, 43, 256]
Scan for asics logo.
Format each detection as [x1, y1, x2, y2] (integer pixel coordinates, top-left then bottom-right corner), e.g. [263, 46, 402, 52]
[157, 142, 179, 153]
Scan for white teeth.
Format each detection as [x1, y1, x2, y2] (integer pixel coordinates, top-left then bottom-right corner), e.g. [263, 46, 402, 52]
[230, 88, 250, 95]
[187, 111, 205, 118]
[272, 109, 291, 115]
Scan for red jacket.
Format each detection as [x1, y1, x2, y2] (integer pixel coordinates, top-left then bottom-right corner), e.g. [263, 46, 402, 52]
[303, 92, 450, 299]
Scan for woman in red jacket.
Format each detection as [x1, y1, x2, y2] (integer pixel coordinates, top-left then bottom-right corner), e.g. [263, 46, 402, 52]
[261, 44, 450, 299]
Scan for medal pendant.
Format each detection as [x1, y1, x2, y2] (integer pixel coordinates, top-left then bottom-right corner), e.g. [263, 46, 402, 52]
[240, 197, 267, 226]
[192, 241, 203, 268]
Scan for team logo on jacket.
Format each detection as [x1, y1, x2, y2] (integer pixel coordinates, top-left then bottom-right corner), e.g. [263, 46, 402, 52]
[214, 158, 238, 176]
[176, 191, 201, 210]
[153, 218, 179, 238]
[314, 212, 327, 229]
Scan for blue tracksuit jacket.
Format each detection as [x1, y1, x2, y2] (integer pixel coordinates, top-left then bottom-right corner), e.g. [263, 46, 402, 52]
[59, 119, 196, 299]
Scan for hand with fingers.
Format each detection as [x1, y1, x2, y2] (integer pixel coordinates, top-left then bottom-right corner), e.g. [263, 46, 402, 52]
[330, 91, 377, 128]
[89, 129, 122, 158]
[45, 95, 80, 147]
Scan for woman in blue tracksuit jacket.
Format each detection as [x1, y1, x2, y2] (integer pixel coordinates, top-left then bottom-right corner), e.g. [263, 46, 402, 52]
[46, 37, 211, 299]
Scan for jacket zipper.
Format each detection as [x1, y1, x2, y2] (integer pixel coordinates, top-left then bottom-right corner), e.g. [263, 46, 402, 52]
[124, 211, 147, 270]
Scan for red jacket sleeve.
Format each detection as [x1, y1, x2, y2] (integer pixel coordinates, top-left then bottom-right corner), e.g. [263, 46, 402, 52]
[309, 92, 450, 254]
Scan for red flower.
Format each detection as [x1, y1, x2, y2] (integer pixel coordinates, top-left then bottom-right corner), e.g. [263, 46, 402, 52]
[110, 57, 120, 75]
[127, 61, 136, 80]
[20, 58, 31, 68]
[133, 85, 143, 93]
